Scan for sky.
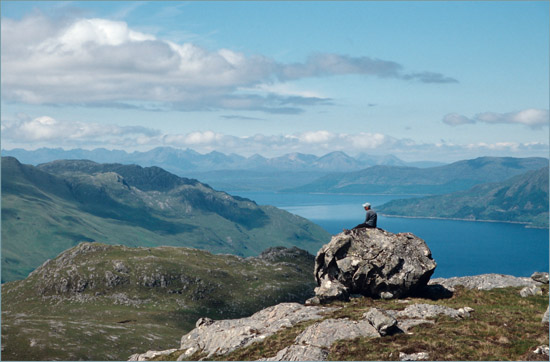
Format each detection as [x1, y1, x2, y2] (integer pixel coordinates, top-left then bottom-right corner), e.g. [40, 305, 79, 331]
[1, 1, 549, 162]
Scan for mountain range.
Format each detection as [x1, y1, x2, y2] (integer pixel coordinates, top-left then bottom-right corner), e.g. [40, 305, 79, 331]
[287, 156, 549, 195]
[1, 156, 330, 282]
[2, 147, 444, 172]
[378, 166, 549, 228]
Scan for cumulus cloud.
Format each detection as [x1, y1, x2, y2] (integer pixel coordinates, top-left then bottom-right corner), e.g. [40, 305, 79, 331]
[1, 14, 457, 113]
[1, 115, 160, 144]
[443, 109, 549, 129]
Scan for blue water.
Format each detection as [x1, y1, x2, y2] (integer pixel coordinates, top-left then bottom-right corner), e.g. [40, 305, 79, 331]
[232, 191, 549, 278]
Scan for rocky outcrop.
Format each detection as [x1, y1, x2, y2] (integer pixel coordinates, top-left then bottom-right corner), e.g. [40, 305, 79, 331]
[176, 303, 336, 359]
[259, 302, 472, 361]
[130, 300, 475, 361]
[430, 273, 546, 291]
[312, 228, 436, 302]
[261, 318, 378, 361]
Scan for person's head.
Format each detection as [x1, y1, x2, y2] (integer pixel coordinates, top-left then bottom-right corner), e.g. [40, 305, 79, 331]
[362, 202, 371, 210]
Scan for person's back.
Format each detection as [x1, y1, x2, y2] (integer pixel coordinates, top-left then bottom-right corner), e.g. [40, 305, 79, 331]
[351, 202, 377, 230]
[364, 208, 377, 228]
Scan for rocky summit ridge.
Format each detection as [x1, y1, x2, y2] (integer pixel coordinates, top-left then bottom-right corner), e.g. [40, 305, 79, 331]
[129, 230, 549, 361]
[129, 272, 549, 361]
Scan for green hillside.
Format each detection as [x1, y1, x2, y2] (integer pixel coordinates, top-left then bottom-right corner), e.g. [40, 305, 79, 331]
[378, 167, 549, 227]
[1, 157, 330, 282]
[1, 243, 316, 361]
[286, 156, 548, 195]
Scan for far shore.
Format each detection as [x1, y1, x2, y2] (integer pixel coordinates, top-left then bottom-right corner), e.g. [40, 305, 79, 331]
[379, 213, 549, 229]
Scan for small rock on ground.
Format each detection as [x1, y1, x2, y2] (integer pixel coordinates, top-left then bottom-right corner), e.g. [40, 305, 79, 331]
[520, 285, 543, 298]
[531, 272, 549, 284]
[399, 351, 430, 361]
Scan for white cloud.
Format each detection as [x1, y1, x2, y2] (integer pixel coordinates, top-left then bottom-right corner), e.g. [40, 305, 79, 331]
[1, 14, 457, 113]
[299, 130, 334, 144]
[443, 109, 549, 129]
[2, 116, 547, 161]
[2, 115, 160, 143]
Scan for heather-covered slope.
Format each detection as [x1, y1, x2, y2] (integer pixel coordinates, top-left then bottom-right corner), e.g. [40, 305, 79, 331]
[0, 243, 316, 361]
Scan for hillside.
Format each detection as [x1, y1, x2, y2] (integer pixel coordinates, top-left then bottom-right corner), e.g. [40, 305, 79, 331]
[378, 167, 549, 227]
[1, 157, 330, 282]
[286, 156, 548, 195]
[0, 243, 316, 361]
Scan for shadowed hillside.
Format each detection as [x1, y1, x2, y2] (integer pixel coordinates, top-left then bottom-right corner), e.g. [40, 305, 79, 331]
[1, 157, 330, 282]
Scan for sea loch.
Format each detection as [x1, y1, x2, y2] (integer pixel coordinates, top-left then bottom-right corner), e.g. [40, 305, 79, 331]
[232, 191, 549, 278]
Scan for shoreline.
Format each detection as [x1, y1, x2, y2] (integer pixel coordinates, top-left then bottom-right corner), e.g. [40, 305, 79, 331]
[379, 213, 549, 229]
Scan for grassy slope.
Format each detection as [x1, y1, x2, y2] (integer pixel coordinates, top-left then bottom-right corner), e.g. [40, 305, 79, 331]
[1, 157, 330, 282]
[378, 167, 549, 228]
[1, 243, 316, 361]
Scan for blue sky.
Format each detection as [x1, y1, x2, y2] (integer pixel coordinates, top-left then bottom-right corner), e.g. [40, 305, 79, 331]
[1, 1, 548, 161]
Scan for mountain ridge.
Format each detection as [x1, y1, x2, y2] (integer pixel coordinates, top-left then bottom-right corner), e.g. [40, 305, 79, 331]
[377, 166, 549, 227]
[1, 157, 330, 282]
[286, 156, 549, 195]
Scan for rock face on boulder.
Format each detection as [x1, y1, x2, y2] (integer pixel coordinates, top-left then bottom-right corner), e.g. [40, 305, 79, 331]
[313, 228, 436, 301]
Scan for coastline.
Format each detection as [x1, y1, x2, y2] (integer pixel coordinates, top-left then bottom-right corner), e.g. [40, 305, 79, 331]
[379, 213, 549, 229]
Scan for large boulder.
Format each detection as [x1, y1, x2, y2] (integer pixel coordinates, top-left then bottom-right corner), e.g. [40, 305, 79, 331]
[313, 228, 436, 301]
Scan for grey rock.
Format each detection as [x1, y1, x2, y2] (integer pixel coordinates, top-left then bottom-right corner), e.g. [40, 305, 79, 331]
[531, 272, 549, 284]
[520, 285, 543, 298]
[304, 296, 321, 305]
[399, 351, 430, 361]
[113, 260, 129, 274]
[430, 273, 538, 291]
[533, 345, 549, 357]
[179, 303, 336, 358]
[128, 349, 178, 361]
[105, 271, 126, 288]
[195, 317, 214, 328]
[294, 318, 379, 347]
[263, 318, 378, 361]
[260, 345, 328, 361]
[313, 276, 350, 303]
[397, 318, 434, 332]
[396, 303, 471, 320]
[542, 306, 549, 324]
[457, 307, 475, 319]
[364, 308, 399, 336]
[314, 229, 436, 299]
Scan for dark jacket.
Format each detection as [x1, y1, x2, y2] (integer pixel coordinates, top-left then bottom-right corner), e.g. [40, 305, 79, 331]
[364, 209, 377, 228]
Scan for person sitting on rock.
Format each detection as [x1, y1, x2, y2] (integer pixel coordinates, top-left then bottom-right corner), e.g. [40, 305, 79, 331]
[347, 202, 377, 232]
